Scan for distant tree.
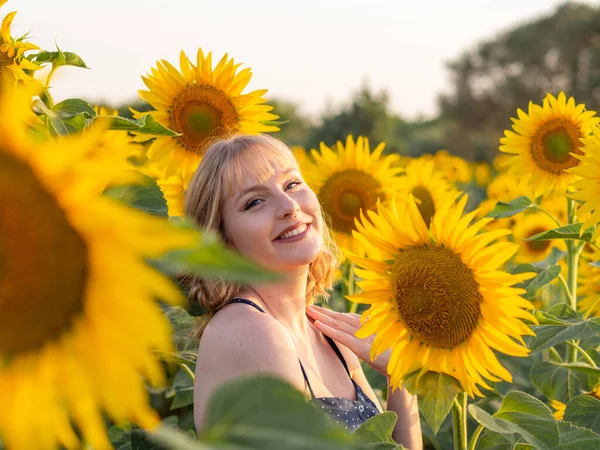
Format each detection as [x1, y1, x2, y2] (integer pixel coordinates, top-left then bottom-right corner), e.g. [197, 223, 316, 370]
[439, 2, 600, 161]
[305, 83, 405, 153]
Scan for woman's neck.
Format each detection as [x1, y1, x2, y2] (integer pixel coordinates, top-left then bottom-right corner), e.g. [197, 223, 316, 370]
[243, 266, 311, 339]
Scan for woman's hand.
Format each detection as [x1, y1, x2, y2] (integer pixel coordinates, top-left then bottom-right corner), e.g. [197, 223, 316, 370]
[306, 304, 391, 377]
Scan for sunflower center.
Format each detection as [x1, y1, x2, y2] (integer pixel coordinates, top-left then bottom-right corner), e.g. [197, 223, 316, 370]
[391, 245, 483, 348]
[531, 119, 583, 174]
[319, 170, 382, 234]
[0, 150, 88, 355]
[525, 227, 551, 254]
[0, 50, 12, 80]
[170, 85, 239, 155]
[411, 186, 435, 227]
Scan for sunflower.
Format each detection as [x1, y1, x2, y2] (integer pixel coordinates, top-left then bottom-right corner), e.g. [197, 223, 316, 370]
[346, 192, 536, 396]
[0, 85, 196, 449]
[568, 123, 600, 242]
[136, 49, 279, 186]
[473, 161, 492, 186]
[393, 157, 456, 227]
[0, 1, 42, 87]
[299, 135, 404, 253]
[500, 92, 599, 197]
[433, 150, 472, 184]
[513, 212, 566, 263]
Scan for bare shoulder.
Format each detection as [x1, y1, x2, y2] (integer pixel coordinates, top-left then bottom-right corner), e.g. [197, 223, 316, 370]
[194, 304, 305, 431]
[199, 304, 300, 375]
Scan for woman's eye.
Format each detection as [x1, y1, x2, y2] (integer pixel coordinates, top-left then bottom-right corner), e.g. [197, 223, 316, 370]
[245, 199, 262, 210]
[286, 180, 302, 190]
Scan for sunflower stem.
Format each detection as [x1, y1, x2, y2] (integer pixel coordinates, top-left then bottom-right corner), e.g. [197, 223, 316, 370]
[452, 392, 468, 450]
[468, 425, 484, 450]
[557, 274, 572, 301]
[566, 198, 582, 363]
[549, 346, 563, 363]
[533, 205, 562, 228]
[181, 363, 195, 382]
[348, 262, 358, 313]
[567, 341, 597, 367]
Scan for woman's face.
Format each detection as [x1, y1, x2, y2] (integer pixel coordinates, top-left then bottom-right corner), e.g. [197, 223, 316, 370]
[222, 159, 323, 273]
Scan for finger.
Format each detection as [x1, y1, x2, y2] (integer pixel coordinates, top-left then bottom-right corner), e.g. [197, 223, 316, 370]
[313, 320, 370, 358]
[307, 307, 358, 336]
[308, 305, 362, 327]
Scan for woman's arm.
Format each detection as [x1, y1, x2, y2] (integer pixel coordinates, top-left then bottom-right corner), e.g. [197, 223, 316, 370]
[385, 377, 422, 449]
[350, 364, 422, 450]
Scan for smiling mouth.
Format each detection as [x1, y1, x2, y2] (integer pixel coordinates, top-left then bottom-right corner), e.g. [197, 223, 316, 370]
[275, 223, 309, 240]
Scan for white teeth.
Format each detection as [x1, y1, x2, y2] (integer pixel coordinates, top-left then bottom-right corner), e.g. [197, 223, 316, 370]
[277, 224, 307, 240]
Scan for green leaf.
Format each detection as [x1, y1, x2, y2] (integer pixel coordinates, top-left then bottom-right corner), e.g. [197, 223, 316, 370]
[556, 421, 600, 449]
[403, 371, 462, 435]
[200, 375, 353, 450]
[52, 98, 96, 119]
[518, 264, 561, 299]
[468, 391, 559, 450]
[96, 114, 179, 136]
[590, 260, 600, 269]
[33, 50, 88, 68]
[526, 223, 595, 243]
[155, 232, 282, 284]
[62, 113, 89, 134]
[529, 361, 587, 404]
[103, 176, 168, 217]
[353, 412, 397, 445]
[169, 367, 194, 410]
[533, 304, 582, 325]
[32, 98, 68, 136]
[475, 431, 532, 450]
[564, 395, 600, 434]
[528, 315, 600, 353]
[486, 196, 536, 218]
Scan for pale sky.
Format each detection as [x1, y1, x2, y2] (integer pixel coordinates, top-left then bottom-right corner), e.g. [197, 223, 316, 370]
[10, 0, 598, 119]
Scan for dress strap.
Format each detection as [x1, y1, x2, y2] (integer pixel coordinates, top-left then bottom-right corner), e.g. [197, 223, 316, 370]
[298, 360, 316, 399]
[225, 298, 266, 313]
[323, 335, 351, 378]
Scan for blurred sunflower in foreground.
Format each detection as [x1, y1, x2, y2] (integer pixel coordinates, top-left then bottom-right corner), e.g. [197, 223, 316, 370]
[347, 192, 536, 396]
[500, 92, 599, 197]
[0, 85, 196, 449]
[136, 49, 279, 186]
[300, 135, 404, 253]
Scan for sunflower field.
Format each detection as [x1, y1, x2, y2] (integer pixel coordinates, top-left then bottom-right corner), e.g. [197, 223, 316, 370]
[3, 1, 600, 449]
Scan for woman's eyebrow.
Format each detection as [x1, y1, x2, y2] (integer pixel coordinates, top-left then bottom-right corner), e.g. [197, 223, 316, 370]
[235, 168, 297, 203]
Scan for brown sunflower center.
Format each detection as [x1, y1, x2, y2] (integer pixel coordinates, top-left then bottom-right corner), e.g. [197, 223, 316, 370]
[411, 185, 435, 227]
[525, 226, 551, 254]
[531, 119, 583, 174]
[0, 50, 13, 81]
[169, 85, 239, 156]
[391, 245, 483, 348]
[319, 170, 382, 234]
[0, 150, 88, 356]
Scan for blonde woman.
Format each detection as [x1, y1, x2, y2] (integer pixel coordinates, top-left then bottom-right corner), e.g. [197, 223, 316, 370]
[184, 135, 422, 449]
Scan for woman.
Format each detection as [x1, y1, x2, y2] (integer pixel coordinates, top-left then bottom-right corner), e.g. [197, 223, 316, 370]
[185, 134, 422, 449]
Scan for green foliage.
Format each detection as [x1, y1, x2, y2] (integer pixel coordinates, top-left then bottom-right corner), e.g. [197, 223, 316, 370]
[528, 304, 600, 353]
[95, 114, 179, 136]
[486, 197, 537, 218]
[32, 49, 88, 68]
[529, 361, 587, 404]
[563, 396, 600, 434]
[510, 263, 561, 300]
[526, 223, 596, 244]
[104, 175, 168, 217]
[469, 391, 559, 449]
[403, 371, 462, 435]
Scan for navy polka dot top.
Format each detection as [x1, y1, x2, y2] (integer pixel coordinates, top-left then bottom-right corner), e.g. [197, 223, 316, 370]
[225, 298, 381, 431]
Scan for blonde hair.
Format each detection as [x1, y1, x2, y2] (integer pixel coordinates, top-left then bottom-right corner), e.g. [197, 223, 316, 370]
[182, 134, 338, 338]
